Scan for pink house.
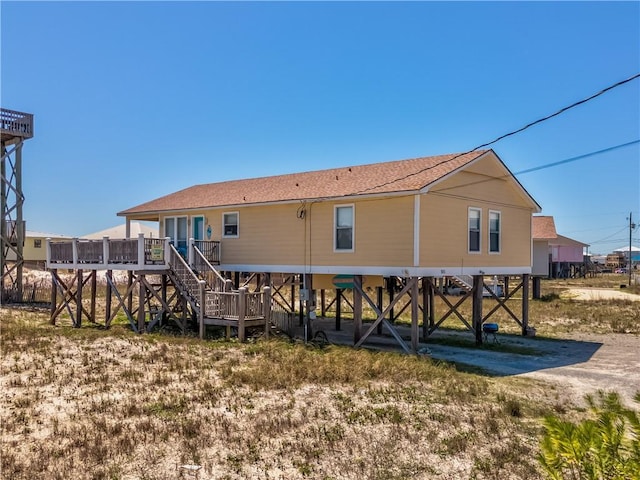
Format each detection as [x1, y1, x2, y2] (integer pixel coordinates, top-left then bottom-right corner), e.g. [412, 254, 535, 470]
[532, 216, 588, 279]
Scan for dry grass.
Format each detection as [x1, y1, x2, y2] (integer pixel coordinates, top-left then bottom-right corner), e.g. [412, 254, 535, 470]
[0, 307, 571, 480]
[3, 273, 635, 479]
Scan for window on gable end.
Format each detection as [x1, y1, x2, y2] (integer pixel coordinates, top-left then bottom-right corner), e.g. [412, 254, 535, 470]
[489, 210, 501, 254]
[468, 208, 481, 253]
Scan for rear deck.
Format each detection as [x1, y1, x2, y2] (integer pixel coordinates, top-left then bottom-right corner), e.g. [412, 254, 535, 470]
[46, 235, 269, 341]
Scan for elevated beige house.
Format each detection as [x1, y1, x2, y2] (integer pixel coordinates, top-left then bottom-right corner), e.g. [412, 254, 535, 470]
[47, 150, 541, 350]
[119, 149, 541, 280]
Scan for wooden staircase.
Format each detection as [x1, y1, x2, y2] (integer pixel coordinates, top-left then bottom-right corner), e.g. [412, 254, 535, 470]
[450, 275, 473, 292]
[167, 243, 271, 340]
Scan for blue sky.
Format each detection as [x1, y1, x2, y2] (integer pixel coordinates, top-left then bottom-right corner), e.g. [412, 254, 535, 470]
[2, 1, 638, 254]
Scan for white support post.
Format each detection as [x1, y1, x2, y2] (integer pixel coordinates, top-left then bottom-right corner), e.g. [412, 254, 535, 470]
[164, 237, 171, 266]
[137, 233, 145, 267]
[188, 237, 195, 267]
[45, 238, 51, 268]
[103, 236, 109, 267]
[72, 238, 78, 267]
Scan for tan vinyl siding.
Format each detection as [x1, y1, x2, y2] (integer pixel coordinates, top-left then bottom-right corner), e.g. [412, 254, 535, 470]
[211, 205, 306, 265]
[309, 196, 414, 267]
[420, 167, 534, 268]
[202, 195, 414, 267]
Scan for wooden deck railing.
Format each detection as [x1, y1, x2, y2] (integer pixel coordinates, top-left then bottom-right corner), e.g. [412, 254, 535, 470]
[47, 234, 171, 271]
[1, 108, 34, 139]
[191, 242, 225, 292]
[192, 240, 220, 264]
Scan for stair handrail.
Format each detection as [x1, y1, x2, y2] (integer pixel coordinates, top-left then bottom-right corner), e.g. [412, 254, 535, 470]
[192, 244, 227, 292]
[168, 244, 202, 308]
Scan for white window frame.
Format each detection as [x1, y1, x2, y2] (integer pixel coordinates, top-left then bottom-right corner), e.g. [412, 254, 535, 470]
[334, 204, 354, 253]
[34, 239, 42, 248]
[222, 212, 239, 238]
[468, 207, 481, 254]
[164, 215, 189, 256]
[488, 210, 501, 254]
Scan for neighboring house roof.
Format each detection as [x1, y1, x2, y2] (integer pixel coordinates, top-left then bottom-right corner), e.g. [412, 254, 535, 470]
[119, 149, 541, 216]
[613, 245, 640, 252]
[26, 230, 71, 239]
[533, 217, 588, 247]
[83, 222, 159, 239]
[552, 234, 589, 248]
[532, 216, 557, 240]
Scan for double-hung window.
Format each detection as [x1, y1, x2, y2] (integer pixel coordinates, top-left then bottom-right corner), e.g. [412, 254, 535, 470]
[468, 208, 481, 253]
[489, 210, 501, 254]
[334, 205, 354, 252]
[223, 212, 239, 238]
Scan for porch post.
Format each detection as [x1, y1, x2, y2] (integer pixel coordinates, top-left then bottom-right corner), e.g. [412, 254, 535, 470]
[421, 277, 428, 340]
[353, 275, 363, 344]
[105, 270, 112, 325]
[90, 271, 97, 323]
[522, 274, 530, 336]
[411, 277, 419, 352]
[188, 237, 194, 267]
[103, 236, 109, 267]
[199, 280, 206, 339]
[238, 287, 246, 342]
[75, 269, 83, 328]
[137, 233, 145, 267]
[472, 275, 483, 345]
[532, 276, 541, 300]
[137, 274, 145, 333]
[50, 269, 57, 324]
[335, 288, 342, 331]
[263, 286, 271, 338]
[376, 286, 383, 335]
[72, 238, 78, 267]
[45, 238, 51, 268]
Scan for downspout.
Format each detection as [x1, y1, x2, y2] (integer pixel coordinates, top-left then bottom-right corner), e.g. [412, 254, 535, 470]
[413, 194, 421, 268]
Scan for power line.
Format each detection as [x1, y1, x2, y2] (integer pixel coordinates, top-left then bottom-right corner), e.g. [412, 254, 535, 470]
[352, 72, 640, 196]
[432, 139, 639, 193]
[587, 226, 629, 245]
[515, 140, 640, 175]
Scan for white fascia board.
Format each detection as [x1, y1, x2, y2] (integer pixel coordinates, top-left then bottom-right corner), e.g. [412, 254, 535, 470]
[220, 263, 532, 277]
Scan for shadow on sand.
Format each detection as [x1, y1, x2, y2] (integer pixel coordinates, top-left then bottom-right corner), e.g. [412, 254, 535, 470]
[296, 316, 603, 378]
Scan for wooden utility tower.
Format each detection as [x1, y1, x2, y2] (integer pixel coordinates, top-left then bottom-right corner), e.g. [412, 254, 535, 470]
[1, 108, 34, 303]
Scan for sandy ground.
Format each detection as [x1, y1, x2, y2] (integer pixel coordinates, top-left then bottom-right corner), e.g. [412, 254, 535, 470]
[561, 287, 640, 302]
[426, 332, 640, 407]
[311, 293, 640, 408]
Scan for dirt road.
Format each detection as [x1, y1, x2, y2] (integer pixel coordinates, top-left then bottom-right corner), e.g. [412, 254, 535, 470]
[427, 331, 640, 407]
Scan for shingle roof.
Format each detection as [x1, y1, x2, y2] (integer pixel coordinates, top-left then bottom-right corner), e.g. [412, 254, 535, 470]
[532, 216, 557, 240]
[553, 234, 588, 248]
[119, 151, 493, 216]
